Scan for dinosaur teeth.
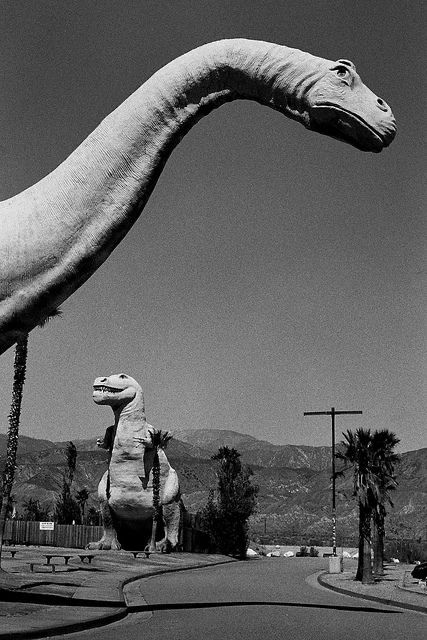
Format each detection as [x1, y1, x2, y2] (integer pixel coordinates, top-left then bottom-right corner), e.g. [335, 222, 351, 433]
[94, 386, 121, 393]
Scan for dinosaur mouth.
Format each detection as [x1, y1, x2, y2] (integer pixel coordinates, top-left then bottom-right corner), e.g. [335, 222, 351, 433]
[310, 104, 394, 152]
[93, 385, 122, 393]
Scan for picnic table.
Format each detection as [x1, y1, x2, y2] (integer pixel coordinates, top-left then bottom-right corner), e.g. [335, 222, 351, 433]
[29, 553, 75, 573]
[29, 562, 56, 573]
[45, 553, 75, 565]
[77, 553, 96, 564]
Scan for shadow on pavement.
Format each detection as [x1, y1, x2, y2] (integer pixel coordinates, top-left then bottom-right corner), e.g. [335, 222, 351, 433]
[0, 589, 122, 607]
[129, 600, 401, 614]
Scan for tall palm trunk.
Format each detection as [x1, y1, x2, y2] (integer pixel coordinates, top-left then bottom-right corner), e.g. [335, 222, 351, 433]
[148, 447, 160, 552]
[0, 335, 28, 567]
[142, 429, 172, 553]
[356, 501, 374, 584]
[372, 509, 385, 576]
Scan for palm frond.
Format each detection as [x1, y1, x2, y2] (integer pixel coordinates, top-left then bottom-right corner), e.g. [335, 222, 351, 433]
[38, 307, 62, 328]
[148, 429, 173, 449]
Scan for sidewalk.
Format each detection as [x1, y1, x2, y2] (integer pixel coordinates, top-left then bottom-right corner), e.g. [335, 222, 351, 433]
[0, 545, 236, 639]
[318, 559, 427, 614]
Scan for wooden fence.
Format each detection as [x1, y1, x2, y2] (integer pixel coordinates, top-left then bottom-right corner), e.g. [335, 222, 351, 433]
[4, 513, 214, 552]
[181, 512, 215, 553]
[4, 520, 103, 549]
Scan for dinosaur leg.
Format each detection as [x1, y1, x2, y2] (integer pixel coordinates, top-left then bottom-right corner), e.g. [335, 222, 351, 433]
[86, 472, 121, 550]
[157, 497, 181, 552]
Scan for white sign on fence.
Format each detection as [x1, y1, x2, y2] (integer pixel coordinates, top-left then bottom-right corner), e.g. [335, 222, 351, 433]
[39, 522, 55, 531]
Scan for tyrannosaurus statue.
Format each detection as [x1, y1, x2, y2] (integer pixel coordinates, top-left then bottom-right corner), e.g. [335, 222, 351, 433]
[87, 373, 181, 551]
[0, 39, 396, 354]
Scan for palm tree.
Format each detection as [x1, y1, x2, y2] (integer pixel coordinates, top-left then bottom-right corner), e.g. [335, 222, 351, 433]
[145, 429, 172, 553]
[0, 335, 28, 567]
[0, 309, 61, 567]
[371, 430, 400, 575]
[336, 428, 379, 584]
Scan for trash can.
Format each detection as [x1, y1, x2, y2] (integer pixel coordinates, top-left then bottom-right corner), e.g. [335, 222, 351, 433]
[328, 555, 343, 574]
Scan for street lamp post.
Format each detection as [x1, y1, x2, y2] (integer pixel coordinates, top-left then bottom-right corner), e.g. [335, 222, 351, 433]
[304, 407, 362, 556]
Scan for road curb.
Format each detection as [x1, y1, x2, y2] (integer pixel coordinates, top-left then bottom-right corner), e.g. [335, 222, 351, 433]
[317, 571, 427, 614]
[0, 557, 237, 639]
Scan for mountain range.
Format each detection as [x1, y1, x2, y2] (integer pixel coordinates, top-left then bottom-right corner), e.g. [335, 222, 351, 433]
[0, 429, 425, 542]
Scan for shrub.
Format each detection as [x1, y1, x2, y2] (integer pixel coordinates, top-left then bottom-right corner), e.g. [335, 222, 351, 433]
[22, 498, 50, 521]
[385, 540, 427, 563]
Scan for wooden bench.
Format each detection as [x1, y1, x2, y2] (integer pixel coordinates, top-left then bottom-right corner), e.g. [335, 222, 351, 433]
[4, 548, 18, 558]
[44, 554, 75, 565]
[78, 553, 96, 564]
[29, 562, 56, 573]
[130, 550, 151, 559]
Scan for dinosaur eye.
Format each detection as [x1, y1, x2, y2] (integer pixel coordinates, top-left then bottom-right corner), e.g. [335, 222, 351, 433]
[335, 66, 349, 78]
[119, 374, 127, 379]
[330, 64, 353, 85]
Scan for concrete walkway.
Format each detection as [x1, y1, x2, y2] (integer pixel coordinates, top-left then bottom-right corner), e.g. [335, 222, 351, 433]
[0, 548, 425, 639]
[0, 545, 236, 639]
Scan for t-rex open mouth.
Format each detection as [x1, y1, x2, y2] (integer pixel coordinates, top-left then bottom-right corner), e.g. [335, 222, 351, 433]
[93, 385, 122, 393]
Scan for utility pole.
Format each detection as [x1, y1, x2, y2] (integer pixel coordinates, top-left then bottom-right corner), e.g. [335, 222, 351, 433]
[304, 407, 362, 556]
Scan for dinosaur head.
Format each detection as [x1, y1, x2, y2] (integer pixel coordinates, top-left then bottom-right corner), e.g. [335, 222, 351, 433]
[93, 373, 144, 413]
[304, 58, 396, 152]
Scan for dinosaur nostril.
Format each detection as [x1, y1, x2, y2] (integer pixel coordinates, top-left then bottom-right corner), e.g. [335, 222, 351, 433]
[377, 97, 388, 111]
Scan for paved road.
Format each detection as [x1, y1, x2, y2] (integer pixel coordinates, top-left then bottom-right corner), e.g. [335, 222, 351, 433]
[45, 558, 426, 640]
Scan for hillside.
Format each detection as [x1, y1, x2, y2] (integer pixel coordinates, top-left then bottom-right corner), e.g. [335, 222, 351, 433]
[175, 428, 332, 470]
[0, 430, 425, 542]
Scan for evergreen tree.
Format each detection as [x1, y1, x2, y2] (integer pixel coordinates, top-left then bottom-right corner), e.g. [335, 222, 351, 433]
[55, 481, 81, 524]
[201, 446, 258, 559]
[87, 506, 101, 526]
[55, 441, 80, 524]
[66, 441, 77, 486]
[75, 488, 90, 525]
[23, 498, 50, 522]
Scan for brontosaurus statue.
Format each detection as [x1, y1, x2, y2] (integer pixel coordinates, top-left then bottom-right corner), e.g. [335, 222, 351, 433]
[0, 40, 396, 354]
[87, 373, 181, 551]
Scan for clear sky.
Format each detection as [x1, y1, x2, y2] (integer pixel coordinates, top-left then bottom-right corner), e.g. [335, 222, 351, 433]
[0, 1, 425, 452]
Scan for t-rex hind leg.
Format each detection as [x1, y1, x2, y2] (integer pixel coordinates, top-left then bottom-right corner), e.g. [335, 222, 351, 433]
[86, 472, 121, 550]
[157, 497, 181, 552]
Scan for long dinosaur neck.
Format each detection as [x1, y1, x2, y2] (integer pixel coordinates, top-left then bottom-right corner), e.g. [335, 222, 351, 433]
[0, 39, 324, 352]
